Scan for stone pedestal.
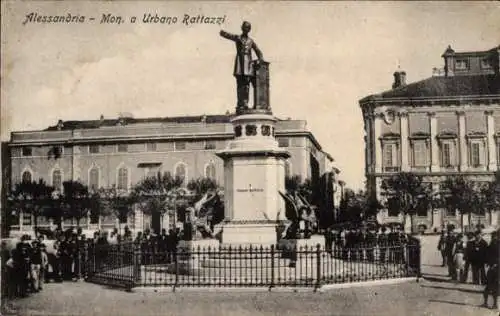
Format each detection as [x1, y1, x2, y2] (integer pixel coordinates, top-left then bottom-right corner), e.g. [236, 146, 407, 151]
[221, 222, 278, 245]
[296, 235, 325, 249]
[217, 113, 290, 245]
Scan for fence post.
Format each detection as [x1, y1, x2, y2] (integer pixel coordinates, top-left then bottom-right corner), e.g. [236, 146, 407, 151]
[315, 244, 321, 291]
[417, 241, 422, 280]
[269, 244, 275, 291]
[173, 245, 178, 292]
[132, 243, 141, 287]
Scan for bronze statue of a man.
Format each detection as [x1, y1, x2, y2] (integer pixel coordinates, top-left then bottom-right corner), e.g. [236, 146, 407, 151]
[220, 21, 263, 110]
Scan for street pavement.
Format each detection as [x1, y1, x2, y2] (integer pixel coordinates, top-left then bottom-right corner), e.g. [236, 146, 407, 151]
[2, 235, 498, 316]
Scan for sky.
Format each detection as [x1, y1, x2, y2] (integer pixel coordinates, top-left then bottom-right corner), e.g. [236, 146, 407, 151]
[1, 1, 499, 190]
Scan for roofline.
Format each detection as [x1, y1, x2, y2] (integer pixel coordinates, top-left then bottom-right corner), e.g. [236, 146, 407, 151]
[8, 130, 325, 152]
[359, 94, 500, 106]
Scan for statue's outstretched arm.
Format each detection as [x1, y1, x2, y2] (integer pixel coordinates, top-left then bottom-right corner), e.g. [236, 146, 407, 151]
[252, 42, 263, 60]
[219, 30, 238, 41]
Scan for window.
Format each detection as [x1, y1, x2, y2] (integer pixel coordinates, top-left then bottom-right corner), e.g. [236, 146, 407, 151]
[412, 141, 428, 167]
[387, 197, 399, 217]
[146, 142, 157, 152]
[444, 200, 455, 217]
[382, 142, 399, 172]
[118, 213, 128, 224]
[175, 142, 186, 150]
[440, 141, 456, 168]
[284, 161, 291, 177]
[22, 170, 32, 183]
[416, 199, 429, 217]
[22, 147, 32, 156]
[50, 146, 63, 158]
[22, 213, 32, 226]
[117, 167, 128, 190]
[497, 140, 500, 166]
[205, 162, 216, 179]
[481, 58, 492, 69]
[89, 167, 99, 191]
[278, 138, 290, 148]
[89, 145, 100, 154]
[455, 59, 469, 70]
[205, 141, 216, 150]
[117, 144, 128, 153]
[52, 170, 62, 190]
[470, 142, 480, 167]
[469, 140, 484, 167]
[174, 163, 187, 185]
[145, 166, 160, 179]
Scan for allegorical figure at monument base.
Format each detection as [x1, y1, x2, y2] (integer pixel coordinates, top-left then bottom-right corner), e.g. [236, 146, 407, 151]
[220, 21, 264, 111]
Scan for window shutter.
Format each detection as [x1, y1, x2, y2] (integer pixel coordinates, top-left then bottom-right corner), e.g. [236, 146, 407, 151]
[449, 142, 456, 166]
[393, 143, 399, 167]
[479, 141, 485, 165]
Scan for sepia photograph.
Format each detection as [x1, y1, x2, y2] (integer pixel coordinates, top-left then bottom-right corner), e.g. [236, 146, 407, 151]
[1, 1, 499, 315]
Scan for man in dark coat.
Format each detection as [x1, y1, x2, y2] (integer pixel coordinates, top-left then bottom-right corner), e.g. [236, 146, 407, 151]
[220, 21, 264, 110]
[462, 232, 475, 283]
[471, 231, 488, 285]
[444, 228, 457, 280]
[437, 230, 447, 267]
[481, 230, 498, 309]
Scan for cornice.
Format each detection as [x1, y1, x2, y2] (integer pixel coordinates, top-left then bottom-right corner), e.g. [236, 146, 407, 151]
[359, 95, 500, 107]
[465, 131, 487, 139]
[409, 132, 430, 140]
[368, 170, 498, 178]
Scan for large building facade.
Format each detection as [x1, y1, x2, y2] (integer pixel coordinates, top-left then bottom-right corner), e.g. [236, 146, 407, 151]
[4, 114, 338, 235]
[360, 45, 500, 232]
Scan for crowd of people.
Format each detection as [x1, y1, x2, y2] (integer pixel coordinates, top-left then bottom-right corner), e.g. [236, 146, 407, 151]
[0, 225, 188, 300]
[437, 226, 499, 309]
[324, 224, 417, 263]
[1, 227, 88, 300]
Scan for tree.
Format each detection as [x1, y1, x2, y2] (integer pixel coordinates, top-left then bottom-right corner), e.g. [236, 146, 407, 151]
[9, 179, 54, 231]
[61, 180, 95, 228]
[483, 171, 500, 225]
[381, 172, 431, 234]
[336, 188, 381, 225]
[441, 175, 483, 232]
[337, 188, 363, 224]
[99, 186, 137, 232]
[131, 172, 185, 232]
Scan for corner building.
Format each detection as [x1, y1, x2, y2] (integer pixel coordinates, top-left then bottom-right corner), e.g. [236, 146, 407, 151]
[360, 45, 500, 232]
[5, 114, 337, 234]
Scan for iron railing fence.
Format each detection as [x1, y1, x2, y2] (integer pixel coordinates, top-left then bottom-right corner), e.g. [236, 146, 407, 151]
[83, 240, 421, 290]
[84, 242, 136, 288]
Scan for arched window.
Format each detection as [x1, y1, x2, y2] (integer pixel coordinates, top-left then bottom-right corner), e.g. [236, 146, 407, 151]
[21, 170, 32, 183]
[174, 163, 187, 185]
[284, 161, 291, 178]
[117, 167, 128, 190]
[89, 167, 99, 191]
[205, 162, 216, 180]
[52, 169, 62, 190]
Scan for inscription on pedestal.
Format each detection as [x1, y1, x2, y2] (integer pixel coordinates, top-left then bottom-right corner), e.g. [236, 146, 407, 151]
[236, 188, 264, 193]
